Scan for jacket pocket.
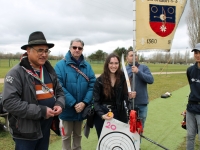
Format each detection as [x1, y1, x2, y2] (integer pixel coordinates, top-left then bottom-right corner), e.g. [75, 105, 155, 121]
[18, 118, 39, 139]
[9, 115, 39, 139]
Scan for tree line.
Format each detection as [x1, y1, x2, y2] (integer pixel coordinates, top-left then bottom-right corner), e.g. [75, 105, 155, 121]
[0, 52, 64, 60]
[0, 47, 194, 64]
[87, 47, 194, 64]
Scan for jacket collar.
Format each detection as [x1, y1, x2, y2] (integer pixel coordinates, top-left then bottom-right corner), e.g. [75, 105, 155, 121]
[20, 56, 53, 74]
[20, 57, 35, 73]
[128, 62, 139, 67]
[65, 50, 86, 67]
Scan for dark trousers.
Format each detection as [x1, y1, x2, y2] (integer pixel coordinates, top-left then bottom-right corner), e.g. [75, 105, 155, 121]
[14, 118, 53, 150]
[94, 105, 120, 139]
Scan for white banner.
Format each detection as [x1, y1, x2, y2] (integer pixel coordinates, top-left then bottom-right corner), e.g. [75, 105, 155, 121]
[96, 119, 140, 150]
[136, 0, 187, 51]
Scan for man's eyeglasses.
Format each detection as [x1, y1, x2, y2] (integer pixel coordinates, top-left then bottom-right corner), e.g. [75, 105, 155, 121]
[31, 47, 51, 55]
[72, 46, 83, 51]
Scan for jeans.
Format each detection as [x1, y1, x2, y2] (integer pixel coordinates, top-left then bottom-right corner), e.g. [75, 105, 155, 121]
[186, 111, 200, 150]
[135, 104, 148, 128]
[14, 118, 52, 150]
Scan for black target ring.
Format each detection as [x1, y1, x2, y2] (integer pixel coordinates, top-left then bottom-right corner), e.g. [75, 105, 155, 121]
[98, 131, 137, 150]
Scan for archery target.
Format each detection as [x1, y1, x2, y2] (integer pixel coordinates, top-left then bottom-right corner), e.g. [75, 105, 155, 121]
[98, 131, 136, 150]
[96, 119, 140, 150]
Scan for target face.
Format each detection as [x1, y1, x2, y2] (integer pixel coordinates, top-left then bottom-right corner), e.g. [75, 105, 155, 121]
[96, 119, 140, 150]
[98, 131, 136, 150]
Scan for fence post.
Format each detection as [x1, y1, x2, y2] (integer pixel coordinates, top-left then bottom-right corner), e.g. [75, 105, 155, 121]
[9, 58, 11, 67]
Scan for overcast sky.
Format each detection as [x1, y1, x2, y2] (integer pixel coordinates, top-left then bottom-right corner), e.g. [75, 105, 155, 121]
[0, 0, 190, 56]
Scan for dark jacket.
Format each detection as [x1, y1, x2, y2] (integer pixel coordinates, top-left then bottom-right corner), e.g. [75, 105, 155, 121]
[126, 63, 154, 105]
[187, 63, 200, 114]
[187, 63, 200, 102]
[2, 57, 65, 140]
[93, 74, 128, 123]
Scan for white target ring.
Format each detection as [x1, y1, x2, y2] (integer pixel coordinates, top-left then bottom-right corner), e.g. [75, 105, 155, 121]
[97, 131, 136, 150]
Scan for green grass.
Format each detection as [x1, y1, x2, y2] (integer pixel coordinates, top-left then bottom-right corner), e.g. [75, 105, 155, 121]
[0, 73, 189, 149]
[49, 83, 190, 150]
[144, 63, 189, 72]
[49, 126, 98, 150]
[0, 59, 104, 77]
[0, 128, 14, 150]
[0, 62, 191, 150]
[148, 74, 188, 101]
[0, 84, 3, 93]
[0, 68, 11, 78]
[0, 59, 189, 78]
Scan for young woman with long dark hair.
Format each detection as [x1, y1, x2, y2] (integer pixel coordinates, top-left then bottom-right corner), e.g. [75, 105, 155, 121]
[93, 53, 136, 138]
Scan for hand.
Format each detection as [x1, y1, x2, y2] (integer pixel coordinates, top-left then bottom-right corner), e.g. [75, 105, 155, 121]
[46, 107, 55, 119]
[101, 112, 114, 120]
[75, 102, 86, 113]
[53, 105, 62, 116]
[128, 91, 136, 99]
[132, 66, 138, 73]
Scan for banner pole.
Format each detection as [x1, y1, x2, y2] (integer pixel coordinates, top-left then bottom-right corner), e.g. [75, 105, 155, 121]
[132, 0, 136, 109]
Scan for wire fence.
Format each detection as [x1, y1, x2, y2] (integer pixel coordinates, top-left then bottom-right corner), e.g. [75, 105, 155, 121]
[0, 59, 20, 68]
[0, 59, 105, 68]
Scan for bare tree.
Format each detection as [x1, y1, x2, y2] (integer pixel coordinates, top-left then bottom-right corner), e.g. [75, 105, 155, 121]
[184, 50, 190, 64]
[186, 0, 200, 48]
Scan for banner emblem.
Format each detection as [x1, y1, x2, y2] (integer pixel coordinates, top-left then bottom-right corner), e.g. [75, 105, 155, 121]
[149, 4, 176, 37]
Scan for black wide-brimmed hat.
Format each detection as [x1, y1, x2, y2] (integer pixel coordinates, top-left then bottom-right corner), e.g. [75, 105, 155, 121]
[21, 31, 54, 50]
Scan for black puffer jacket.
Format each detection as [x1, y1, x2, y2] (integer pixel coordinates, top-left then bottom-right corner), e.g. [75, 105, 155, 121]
[93, 74, 128, 123]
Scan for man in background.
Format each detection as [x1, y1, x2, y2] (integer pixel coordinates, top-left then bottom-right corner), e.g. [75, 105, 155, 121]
[186, 43, 200, 149]
[126, 49, 154, 129]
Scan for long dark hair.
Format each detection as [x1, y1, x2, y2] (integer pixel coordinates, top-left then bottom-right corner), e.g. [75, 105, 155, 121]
[102, 53, 123, 99]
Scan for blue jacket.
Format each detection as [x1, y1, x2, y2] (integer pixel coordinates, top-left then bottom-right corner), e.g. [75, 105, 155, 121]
[126, 63, 154, 105]
[54, 51, 96, 121]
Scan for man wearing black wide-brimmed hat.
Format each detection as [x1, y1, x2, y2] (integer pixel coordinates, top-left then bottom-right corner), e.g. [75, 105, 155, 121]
[2, 31, 65, 150]
[186, 43, 200, 149]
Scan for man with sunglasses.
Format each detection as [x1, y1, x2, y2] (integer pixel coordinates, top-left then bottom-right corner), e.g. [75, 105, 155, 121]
[2, 31, 65, 150]
[55, 38, 96, 150]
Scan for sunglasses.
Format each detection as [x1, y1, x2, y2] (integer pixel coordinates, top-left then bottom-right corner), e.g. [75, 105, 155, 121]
[72, 46, 83, 50]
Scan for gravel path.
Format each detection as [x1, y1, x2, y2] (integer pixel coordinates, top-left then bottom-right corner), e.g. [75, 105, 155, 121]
[0, 79, 4, 84]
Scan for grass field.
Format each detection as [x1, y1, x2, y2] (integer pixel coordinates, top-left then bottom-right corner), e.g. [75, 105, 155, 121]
[0, 73, 190, 150]
[0, 84, 3, 92]
[49, 85, 190, 150]
[0, 60, 193, 150]
[0, 59, 189, 78]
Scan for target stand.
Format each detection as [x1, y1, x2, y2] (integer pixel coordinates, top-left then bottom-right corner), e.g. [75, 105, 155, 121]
[96, 119, 140, 150]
